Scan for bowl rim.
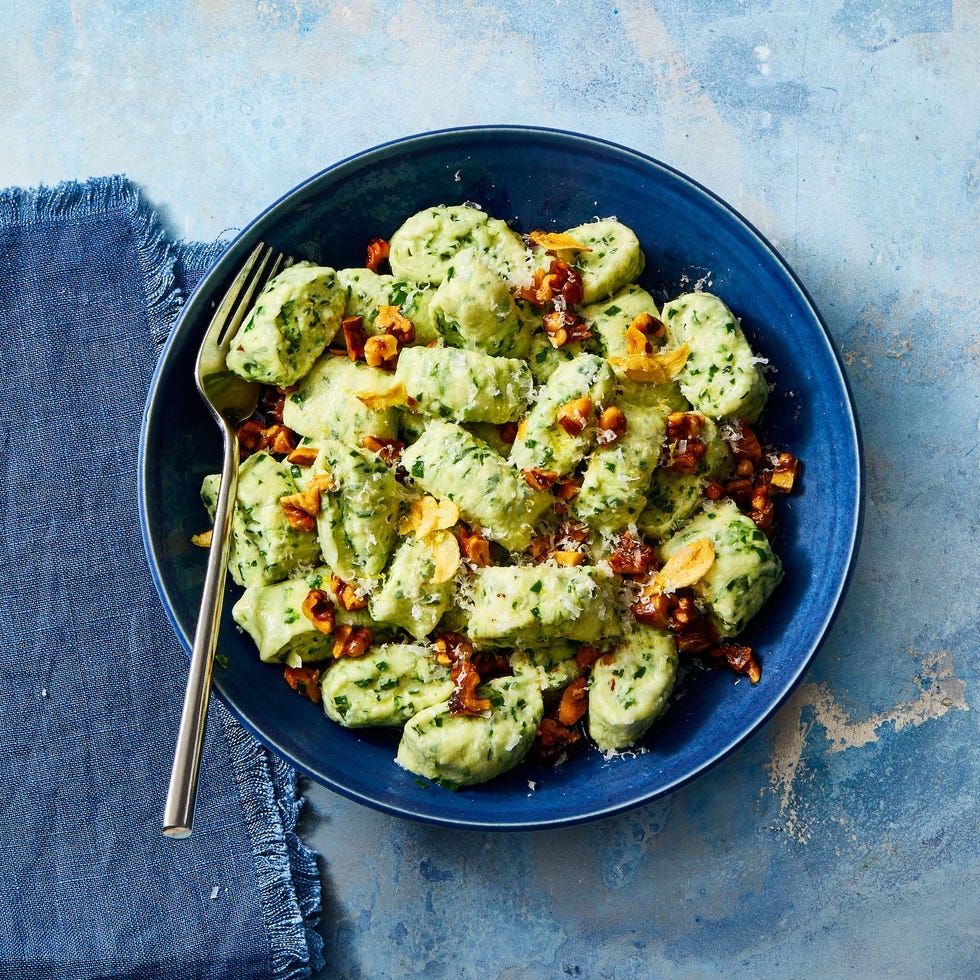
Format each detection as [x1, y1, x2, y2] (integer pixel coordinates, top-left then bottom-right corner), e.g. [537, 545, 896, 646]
[139, 124, 864, 830]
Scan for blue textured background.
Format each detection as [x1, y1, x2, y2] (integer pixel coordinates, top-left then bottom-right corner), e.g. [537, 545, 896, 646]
[3, 2, 975, 976]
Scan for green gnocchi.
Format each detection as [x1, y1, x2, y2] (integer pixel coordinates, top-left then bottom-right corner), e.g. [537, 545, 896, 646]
[203, 203, 799, 790]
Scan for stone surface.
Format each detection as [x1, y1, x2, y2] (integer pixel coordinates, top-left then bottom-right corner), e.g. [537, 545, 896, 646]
[3, 2, 975, 976]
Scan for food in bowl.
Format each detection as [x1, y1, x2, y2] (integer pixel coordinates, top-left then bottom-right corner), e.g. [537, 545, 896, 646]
[198, 203, 800, 789]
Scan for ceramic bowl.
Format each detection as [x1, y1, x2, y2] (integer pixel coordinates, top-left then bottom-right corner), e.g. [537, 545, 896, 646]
[139, 126, 862, 830]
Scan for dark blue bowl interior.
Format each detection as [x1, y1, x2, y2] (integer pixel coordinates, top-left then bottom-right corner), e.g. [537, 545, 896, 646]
[140, 127, 861, 830]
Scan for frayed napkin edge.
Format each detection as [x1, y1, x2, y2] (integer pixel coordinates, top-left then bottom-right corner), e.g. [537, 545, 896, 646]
[0, 175, 183, 347]
[218, 704, 325, 978]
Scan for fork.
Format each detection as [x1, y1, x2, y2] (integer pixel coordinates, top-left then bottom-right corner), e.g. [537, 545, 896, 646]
[163, 243, 287, 838]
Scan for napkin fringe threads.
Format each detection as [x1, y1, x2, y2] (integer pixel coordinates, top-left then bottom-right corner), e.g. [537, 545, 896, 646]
[220, 708, 325, 980]
[0, 175, 182, 347]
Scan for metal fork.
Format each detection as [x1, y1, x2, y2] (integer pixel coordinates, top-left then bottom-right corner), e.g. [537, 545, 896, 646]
[163, 243, 287, 838]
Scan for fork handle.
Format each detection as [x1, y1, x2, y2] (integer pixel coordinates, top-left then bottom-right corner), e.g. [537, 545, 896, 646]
[163, 422, 239, 838]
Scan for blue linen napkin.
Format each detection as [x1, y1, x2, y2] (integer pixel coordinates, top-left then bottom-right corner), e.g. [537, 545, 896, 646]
[0, 177, 324, 979]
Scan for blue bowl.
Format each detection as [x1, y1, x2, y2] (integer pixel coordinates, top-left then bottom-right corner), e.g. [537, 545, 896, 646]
[139, 126, 862, 830]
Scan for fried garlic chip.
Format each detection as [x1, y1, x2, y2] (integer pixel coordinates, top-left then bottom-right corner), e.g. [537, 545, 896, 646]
[427, 529, 461, 585]
[608, 342, 690, 383]
[399, 495, 461, 540]
[355, 381, 409, 409]
[655, 537, 715, 594]
[528, 230, 592, 253]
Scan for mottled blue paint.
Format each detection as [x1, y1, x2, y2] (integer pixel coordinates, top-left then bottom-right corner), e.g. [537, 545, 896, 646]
[4, 0, 976, 976]
[834, 0, 953, 50]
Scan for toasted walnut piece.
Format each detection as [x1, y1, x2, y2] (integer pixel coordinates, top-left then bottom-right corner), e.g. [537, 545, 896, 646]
[361, 435, 405, 468]
[355, 381, 409, 409]
[528, 230, 592, 253]
[655, 537, 715, 594]
[364, 333, 400, 370]
[668, 438, 708, 475]
[522, 467, 559, 491]
[400, 495, 460, 539]
[609, 343, 690, 383]
[284, 666, 322, 704]
[458, 525, 491, 567]
[365, 237, 390, 272]
[375, 305, 415, 345]
[630, 590, 671, 629]
[191, 530, 213, 548]
[704, 479, 726, 501]
[629, 311, 666, 340]
[329, 573, 368, 611]
[560, 271, 584, 306]
[531, 716, 583, 765]
[237, 418, 268, 457]
[667, 595, 720, 653]
[432, 631, 474, 666]
[265, 424, 298, 456]
[674, 626, 719, 654]
[332, 624, 373, 659]
[554, 519, 590, 550]
[748, 486, 775, 537]
[449, 659, 491, 716]
[665, 412, 705, 441]
[281, 502, 316, 532]
[750, 482, 770, 512]
[716, 644, 762, 683]
[310, 472, 338, 494]
[545, 259, 585, 306]
[566, 315, 591, 343]
[556, 396, 593, 436]
[281, 503, 315, 532]
[286, 445, 319, 467]
[281, 486, 322, 519]
[515, 267, 553, 308]
[596, 405, 627, 445]
[574, 645, 603, 671]
[725, 418, 764, 462]
[342, 315, 366, 361]
[769, 453, 799, 493]
[528, 535, 552, 564]
[722, 477, 754, 505]
[237, 419, 300, 458]
[552, 550, 585, 567]
[427, 529, 461, 584]
[542, 309, 590, 347]
[542, 310, 569, 348]
[608, 532, 656, 575]
[552, 478, 581, 514]
[301, 589, 336, 635]
[556, 677, 589, 726]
